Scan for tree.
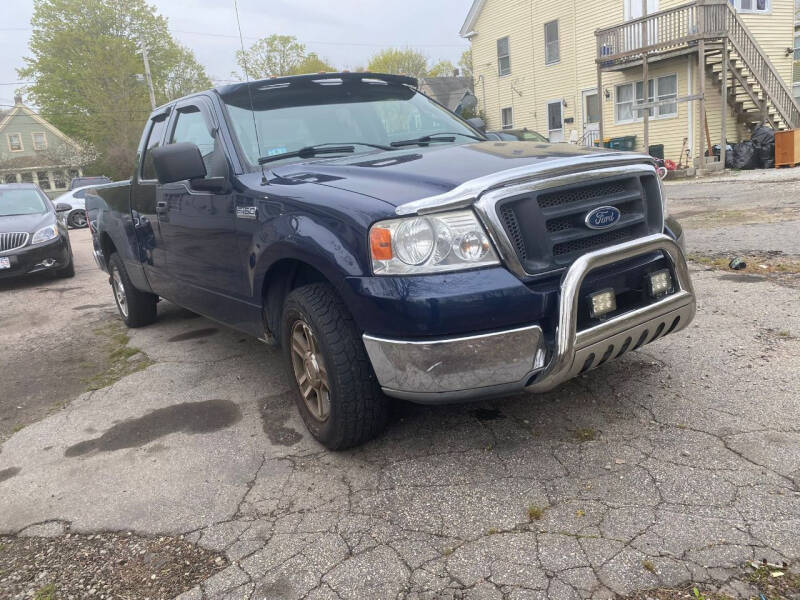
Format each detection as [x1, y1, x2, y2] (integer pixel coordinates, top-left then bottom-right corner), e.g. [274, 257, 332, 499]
[428, 60, 456, 77]
[236, 35, 306, 78]
[290, 53, 336, 75]
[19, 0, 211, 179]
[459, 48, 473, 79]
[367, 48, 428, 79]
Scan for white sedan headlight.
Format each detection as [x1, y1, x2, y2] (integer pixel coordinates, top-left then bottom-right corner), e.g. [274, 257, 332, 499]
[31, 224, 59, 245]
[370, 209, 499, 275]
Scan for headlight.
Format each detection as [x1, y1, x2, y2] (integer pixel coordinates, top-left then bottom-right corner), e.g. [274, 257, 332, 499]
[370, 209, 499, 275]
[31, 225, 59, 245]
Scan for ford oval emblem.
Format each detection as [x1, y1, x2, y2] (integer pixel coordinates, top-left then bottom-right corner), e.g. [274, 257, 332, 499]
[585, 206, 621, 230]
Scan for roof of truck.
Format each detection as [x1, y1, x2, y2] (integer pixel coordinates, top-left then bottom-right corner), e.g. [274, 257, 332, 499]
[214, 72, 418, 97]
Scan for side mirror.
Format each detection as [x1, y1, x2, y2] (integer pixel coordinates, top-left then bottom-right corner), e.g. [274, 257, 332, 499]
[466, 117, 486, 134]
[55, 203, 71, 212]
[151, 142, 207, 184]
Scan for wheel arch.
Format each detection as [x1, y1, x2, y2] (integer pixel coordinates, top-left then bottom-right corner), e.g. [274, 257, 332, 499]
[260, 256, 341, 343]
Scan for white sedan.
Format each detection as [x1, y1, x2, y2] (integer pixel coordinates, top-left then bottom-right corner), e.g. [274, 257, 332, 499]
[52, 186, 93, 228]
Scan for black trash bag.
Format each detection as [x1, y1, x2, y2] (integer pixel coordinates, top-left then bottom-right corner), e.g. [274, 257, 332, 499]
[751, 125, 775, 169]
[725, 147, 736, 169]
[732, 141, 760, 170]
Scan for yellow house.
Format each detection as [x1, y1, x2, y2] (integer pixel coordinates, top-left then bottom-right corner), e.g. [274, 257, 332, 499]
[461, 0, 799, 166]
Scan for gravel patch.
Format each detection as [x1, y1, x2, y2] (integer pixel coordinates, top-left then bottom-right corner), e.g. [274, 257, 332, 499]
[0, 531, 228, 599]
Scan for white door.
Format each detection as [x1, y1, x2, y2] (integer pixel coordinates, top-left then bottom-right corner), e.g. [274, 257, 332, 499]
[547, 101, 564, 143]
[582, 89, 601, 147]
[623, 0, 660, 51]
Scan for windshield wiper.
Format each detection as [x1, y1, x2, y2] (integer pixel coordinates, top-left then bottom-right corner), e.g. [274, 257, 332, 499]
[257, 142, 393, 165]
[390, 132, 483, 148]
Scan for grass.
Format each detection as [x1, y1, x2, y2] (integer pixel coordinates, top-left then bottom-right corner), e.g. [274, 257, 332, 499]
[34, 584, 55, 600]
[575, 427, 596, 442]
[527, 504, 546, 521]
[83, 321, 153, 391]
[642, 559, 656, 573]
[687, 252, 800, 276]
[487, 527, 499, 535]
[11, 424, 24, 433]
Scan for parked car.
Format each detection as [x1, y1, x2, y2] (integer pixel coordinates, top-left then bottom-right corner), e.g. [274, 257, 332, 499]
[68, 175, 111, 191]
[0, 183, 75, 279]
[87, 72, 695, 449]
[487, 128, 549, 142]
[52, 186, 94, 228]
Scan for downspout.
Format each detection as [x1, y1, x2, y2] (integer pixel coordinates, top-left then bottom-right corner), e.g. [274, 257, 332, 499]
[687, 54, 694, 163]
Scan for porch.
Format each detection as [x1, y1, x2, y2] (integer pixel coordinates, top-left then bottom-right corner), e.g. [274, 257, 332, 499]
[594, 0, 800, 167]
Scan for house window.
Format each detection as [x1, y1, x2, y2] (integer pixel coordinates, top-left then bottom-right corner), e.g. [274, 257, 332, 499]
[36, 171, 51, 190]
[20, 172, 34, 183]
[52, 171, 66, 189]
[544, 20, 560, 65]
[497, 37, 511, 76]
[615, 74, 677, 122]
[7, 133, 23, 152]
[731, 0, 769, 12]
[32, 132, 47, 151]
[794, 34, 800, 60]
[547, 100, 564, 142]
[3, 173, 18, 184]
[501, 107, 514, 129]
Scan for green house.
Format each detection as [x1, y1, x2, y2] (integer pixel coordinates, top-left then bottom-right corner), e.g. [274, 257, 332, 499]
[0, 94, 86, 198]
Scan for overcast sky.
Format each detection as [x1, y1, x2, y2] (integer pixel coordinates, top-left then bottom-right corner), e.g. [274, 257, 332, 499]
[0, 0, 472, 107]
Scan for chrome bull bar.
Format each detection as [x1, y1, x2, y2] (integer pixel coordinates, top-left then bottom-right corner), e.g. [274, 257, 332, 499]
[526, 233, 695, 392]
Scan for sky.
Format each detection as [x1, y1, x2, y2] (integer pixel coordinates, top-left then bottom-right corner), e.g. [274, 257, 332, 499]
[0, 0, 473, 107]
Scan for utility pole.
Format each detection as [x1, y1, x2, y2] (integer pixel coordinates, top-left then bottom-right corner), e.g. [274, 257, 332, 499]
[139, 35, 156, 110]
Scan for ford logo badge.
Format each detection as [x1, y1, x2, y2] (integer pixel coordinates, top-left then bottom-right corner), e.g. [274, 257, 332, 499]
[585, 206, 621, 230]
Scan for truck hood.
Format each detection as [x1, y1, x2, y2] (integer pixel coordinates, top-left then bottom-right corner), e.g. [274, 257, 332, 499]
[270, 141, 641, 208]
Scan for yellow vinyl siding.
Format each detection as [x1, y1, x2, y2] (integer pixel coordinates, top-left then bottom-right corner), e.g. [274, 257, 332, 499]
[469, 0, 795, 165]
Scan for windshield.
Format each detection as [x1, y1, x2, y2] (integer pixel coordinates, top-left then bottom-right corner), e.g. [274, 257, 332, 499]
[221, 79, 481, 166]
[0, 189, 49, 216]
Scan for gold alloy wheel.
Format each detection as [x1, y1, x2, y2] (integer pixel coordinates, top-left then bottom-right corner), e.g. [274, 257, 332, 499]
[111, 267, 129, 318]
[290, 320, 331, 422]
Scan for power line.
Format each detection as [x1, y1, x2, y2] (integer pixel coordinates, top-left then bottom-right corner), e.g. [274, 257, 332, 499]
[0, 26, 467, 48]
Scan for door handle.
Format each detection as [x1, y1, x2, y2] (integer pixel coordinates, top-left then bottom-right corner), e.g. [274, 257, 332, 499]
[156, 201, 168, 213]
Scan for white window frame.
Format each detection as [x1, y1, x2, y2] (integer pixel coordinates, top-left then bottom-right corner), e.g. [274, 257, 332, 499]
[497, 36, 511, 76]
[547, 99, 564, 142]
[732, 0, 770, 13]
[31, 132, 47, 151]
[615, 74, 678, 123]
[7, 133, 23, 152]
[501, 107, 514, 129]
[544, 20, 560, 65]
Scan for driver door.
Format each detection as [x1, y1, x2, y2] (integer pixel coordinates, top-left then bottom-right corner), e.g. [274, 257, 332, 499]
[157, 98, 244, 318]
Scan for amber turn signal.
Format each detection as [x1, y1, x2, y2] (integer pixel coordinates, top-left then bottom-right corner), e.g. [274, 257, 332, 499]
[370, 227, 393, 260]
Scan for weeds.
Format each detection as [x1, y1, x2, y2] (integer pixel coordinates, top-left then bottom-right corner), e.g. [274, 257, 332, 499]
[575, 427, 596, 442]
[527, 504, 546, 521]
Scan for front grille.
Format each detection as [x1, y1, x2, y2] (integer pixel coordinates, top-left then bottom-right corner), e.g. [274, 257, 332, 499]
[0, 232, 29, 253]
[496, 174, 663, 276]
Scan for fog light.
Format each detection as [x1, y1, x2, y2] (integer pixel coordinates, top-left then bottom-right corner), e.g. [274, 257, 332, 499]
[589, 288, 617, 318]
[648, 269, 674, 298]
[41, 259, 57, 267]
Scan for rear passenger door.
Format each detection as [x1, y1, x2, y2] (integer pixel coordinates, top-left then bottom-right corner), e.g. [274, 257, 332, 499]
[157, 97, 244, 318]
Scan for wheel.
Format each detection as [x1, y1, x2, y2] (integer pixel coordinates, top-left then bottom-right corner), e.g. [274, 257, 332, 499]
[67, 210, 87, 228]
[108, 253, 157, 327]
[281, 283, 389, 449]
[56, 252, 75, 278]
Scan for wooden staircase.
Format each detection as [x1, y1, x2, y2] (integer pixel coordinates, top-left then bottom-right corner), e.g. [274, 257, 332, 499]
[596, 0, 800, 133]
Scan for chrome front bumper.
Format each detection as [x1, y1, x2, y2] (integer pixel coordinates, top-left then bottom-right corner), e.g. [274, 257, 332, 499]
[362, 234, 695, 403]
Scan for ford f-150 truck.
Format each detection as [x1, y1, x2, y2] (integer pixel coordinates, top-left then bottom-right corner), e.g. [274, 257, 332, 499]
[86, 72, 695, 449]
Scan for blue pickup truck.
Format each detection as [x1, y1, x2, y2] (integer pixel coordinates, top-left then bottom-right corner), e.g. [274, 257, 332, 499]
[86, 72, 695, 449]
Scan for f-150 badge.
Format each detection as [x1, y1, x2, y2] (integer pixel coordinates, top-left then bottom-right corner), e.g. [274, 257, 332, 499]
[236, 206, 257, 220]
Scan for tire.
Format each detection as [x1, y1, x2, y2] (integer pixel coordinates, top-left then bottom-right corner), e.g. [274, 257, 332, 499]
[281, 283, 389, 450]
[108, 253, 157, 328]
[67, 210, 87, 228]
[56, 252, 75, 278]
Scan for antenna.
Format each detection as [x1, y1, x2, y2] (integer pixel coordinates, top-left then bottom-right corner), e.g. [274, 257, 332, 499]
[233, 0, 267, 184]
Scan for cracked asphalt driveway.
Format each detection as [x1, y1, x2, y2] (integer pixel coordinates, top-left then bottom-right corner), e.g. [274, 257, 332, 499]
[1, 219, 799, 599]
